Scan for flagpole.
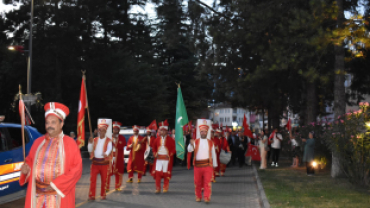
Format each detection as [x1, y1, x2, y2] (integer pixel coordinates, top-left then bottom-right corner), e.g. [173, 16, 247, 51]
[82, 70, 93, 141]
[19, 85, 26, 161]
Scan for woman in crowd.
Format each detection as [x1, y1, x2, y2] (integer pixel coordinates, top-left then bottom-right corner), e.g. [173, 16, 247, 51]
[259, 130, 268, 169]
[289, 133, 300, 168]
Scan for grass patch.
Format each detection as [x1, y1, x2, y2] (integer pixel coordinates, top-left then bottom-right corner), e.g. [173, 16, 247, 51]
[258, 159, 370, 208]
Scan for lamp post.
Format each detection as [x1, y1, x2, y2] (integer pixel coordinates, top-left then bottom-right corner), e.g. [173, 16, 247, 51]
[27, 0, 35, 94]
[213, 99, 215, 123]
[7, 0, 34, 94]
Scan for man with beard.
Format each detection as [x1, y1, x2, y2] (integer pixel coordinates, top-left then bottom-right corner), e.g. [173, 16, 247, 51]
[126, 125, 147, 183]
[151, 120, 176, 193]
[106, 121, 126, 191]
[88, 119, 112, 200]
[143, 127, 156, 175]
[188, 119, 217, 203]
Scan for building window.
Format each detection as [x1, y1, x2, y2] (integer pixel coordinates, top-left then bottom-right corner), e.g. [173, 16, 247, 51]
[227, 117, 230, 122]
[220, 118, 224, 122]
[233, 116, 237, 121]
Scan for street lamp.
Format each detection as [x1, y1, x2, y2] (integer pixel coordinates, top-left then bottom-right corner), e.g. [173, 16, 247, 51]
[7, 0, 34, 95]
[27, 0, 35, 95]
[213, 99, 215, 123]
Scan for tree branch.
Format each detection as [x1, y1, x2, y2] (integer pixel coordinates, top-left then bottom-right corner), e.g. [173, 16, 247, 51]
[193, 0, 232, 21]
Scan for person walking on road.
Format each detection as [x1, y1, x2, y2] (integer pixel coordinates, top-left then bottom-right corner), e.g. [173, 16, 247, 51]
[211, 129, 221, 181]
[219, 130, 231, 176]
[88, 119, 112, 200]
[126, 125, 147, 183]
[20, 102, 82, 208]
[143, 127, 156, 176]
[188, 119, 218, 203]
[151, 120, 176, 193]
[106, 121, 126, 191]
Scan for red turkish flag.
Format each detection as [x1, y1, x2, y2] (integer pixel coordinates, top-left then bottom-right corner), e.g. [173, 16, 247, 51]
[77, 79, 87, 148]
[287, 118, 292, 131]
[245, 143, 261, 161]
[243, 114, 254, 138]
[148, 119, 158, 130]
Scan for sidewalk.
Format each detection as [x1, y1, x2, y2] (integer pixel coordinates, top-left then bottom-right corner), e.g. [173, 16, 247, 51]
[76, 159, 264, 208]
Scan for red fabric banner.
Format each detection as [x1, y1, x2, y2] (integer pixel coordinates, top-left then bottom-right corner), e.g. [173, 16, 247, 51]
[243, 114, 254, 138]
[77, 79, 87, 148]
[148, 120, 158, 130]
[245, 143, 261, 161]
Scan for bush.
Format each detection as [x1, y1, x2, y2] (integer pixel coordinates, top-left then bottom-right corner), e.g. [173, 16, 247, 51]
[299, 102, 370, 186]
[323, 103, 370, 186]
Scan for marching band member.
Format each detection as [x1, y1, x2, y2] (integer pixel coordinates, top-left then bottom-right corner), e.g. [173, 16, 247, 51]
[107, 121, 126, 191]
[88, 119, 112, 200]
[151, 120, 176, 193]
[188, 119, 217, 203]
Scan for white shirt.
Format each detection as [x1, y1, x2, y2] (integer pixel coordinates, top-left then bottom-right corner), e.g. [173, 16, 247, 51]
[187, 138, 218, 167]
[158, 136, 168, 155]
[291, 138, 299, 147]
[271, 133, 283, 149]
[88, 137, 112, 158]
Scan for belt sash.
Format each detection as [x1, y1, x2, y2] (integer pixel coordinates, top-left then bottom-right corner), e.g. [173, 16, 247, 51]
[92, 157, 109, 165]
[157, 155, 169, 160]
[195, 159, 211, 167]
[35, 180, 57, 195]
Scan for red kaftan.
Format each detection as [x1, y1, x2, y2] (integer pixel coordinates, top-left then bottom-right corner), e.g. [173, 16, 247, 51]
[19, 134, 82, 208]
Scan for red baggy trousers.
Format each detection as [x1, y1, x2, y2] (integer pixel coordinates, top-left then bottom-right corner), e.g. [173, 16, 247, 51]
[89, 164, 109, 199]
[194, 166, 213, 201]
[155, 171, 169, 191]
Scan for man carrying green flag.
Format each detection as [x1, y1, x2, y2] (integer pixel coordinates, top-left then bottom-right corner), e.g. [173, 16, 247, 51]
[175, 84, 189, 161]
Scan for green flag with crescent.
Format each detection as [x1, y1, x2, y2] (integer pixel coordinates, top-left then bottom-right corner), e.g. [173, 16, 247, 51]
[175, 86, 189, 160]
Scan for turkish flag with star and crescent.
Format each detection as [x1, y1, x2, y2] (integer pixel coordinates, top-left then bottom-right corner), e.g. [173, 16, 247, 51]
[245, 143, 261, 161]
[77, 78, 87, 148]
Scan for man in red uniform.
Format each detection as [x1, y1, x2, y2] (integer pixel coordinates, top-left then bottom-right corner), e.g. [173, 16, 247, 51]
[107, 121, 126, 191]
[188, 119, 217, 203]
[143, 127, 156, 176]
[20, 102, 83, 208]
[151, 120, 176, 193]
[211, 129, 221, 181]
[126, 125, 147, 183]
[219, 130, 231, 176]
[88, 119, 112, 200]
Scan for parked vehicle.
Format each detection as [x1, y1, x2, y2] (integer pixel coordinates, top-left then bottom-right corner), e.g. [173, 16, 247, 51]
[0, 116, 42, 204]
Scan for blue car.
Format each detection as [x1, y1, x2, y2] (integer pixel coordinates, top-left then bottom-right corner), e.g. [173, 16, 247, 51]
[0, 120, 42, 204]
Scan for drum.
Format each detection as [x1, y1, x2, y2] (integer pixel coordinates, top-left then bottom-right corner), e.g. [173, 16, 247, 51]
[219, 150, 231, 165]
[144, 147, 155, 164]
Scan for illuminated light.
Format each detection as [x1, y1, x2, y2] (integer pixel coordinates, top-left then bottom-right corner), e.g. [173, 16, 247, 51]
[366, 121, 370, 128]
[0, 115, 4, 122]
[312, 161, 317, 168]
[232, 122, 238, 127]
[8, 46, 15, 50]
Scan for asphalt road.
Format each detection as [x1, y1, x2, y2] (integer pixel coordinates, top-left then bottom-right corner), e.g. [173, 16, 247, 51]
[3, 159, 262, 208]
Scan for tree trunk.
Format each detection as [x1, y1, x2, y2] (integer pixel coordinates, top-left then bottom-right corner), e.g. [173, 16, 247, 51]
[262, 107, 265, 131]
[267, 105, 271, 132]
[306, 81, 318, 125]
[332, 0, 346, 178]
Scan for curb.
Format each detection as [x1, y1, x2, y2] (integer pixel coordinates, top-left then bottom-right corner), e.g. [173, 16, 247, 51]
[252, 165, 270, 208]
